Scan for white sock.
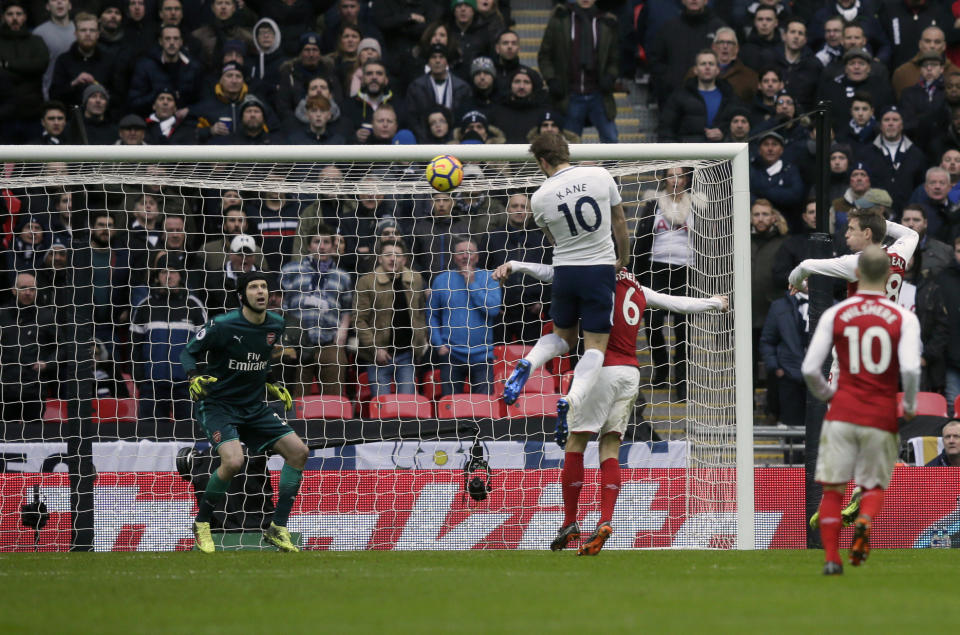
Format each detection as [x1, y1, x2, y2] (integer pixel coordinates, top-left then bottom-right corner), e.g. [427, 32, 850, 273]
[524, 333, 570, 371]
[566, 349, 604, 408]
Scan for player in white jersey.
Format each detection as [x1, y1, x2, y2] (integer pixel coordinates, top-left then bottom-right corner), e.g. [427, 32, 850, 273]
[789, 202, 919, 532]
[503, 134, 630, 432]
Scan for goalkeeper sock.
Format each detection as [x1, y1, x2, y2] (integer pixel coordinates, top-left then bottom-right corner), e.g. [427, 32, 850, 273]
[561, 451, 584, 526]
[599, 457, 621, 524]
[859, 487, 884, 521]
[566, 349, 604, 408]
[196, 469, 231, 523]
[272, 463, 304, 527]
[819, 489, 843, 563]
[525, 333, 570, 372]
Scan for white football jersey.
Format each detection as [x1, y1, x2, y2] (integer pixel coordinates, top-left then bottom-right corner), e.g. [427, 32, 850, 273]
[531, 165, 621, 266]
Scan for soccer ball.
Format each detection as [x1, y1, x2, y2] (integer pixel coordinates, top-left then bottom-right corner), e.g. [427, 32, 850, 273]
[425, 155, 464, 192]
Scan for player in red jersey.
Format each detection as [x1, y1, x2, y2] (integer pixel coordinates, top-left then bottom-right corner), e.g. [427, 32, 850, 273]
[801, 245, 921, 575]
[789, 202, 919, 528]
[493, 261, 728, 554]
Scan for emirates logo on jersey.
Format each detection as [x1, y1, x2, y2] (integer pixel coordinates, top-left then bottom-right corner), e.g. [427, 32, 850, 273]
[266, 333, 276, 346]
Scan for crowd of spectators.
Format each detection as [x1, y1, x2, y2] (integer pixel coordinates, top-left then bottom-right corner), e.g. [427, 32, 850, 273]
[5, 0, 960, 432]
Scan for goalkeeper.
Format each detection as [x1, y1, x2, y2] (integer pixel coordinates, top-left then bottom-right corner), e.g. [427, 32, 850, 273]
[180, 271, 309, 553]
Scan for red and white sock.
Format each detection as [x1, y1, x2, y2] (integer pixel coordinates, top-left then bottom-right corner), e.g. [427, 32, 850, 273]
[561, 452, 584, 526]
[859, 487, 885, 521]
[599, 457, 621, 524]
[819, 489, 843, 564]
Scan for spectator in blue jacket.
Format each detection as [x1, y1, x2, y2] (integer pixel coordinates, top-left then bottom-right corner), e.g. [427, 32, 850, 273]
[429, 236, 501, 396]
[759, 290, 809, 427]
[130, 253, 207, 427]
[750, 130, 806, 230]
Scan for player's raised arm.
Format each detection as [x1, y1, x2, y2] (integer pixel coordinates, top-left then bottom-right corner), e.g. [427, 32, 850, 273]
[499, 260, 555, 282]
[788, 254, 859, 292]
[883, 219, 920, 264]
[801, 306, 838, 402]
[643, 288, 729, 313]
[898, 311, 922, 420]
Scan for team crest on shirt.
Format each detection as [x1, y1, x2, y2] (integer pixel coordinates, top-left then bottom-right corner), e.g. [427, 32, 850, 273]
[266, 333, 276, 345]
[212, 431, 221, 444]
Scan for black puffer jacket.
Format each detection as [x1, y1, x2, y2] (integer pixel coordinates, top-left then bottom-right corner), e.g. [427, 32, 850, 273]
[0, 23, 49, 119]
[50, 43, 120, 109]
[658, 78, 743, 143]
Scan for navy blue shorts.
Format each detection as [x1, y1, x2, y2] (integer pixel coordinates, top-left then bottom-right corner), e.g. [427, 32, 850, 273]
[550, 264, 616, 333]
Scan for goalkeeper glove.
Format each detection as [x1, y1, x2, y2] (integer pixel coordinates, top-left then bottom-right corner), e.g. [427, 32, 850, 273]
[187, 374, 218, 401]
[266, 382, 293, 411]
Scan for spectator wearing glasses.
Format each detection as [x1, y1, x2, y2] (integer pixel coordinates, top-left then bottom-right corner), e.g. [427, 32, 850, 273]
[705, 26, 757, 105]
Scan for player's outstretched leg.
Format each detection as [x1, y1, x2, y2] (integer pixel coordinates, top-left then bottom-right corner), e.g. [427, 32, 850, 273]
[192, 441, 243, 553]
[263, 435, 308, 552]
[504, 333, 570, 405]
[552, 442, 586, 551]
[818, 487, 844, 572]
[503, 360, 531, 405]
[849, 487, 883, 566]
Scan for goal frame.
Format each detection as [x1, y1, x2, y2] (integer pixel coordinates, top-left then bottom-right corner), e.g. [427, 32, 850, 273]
[0, 142, 754, 549]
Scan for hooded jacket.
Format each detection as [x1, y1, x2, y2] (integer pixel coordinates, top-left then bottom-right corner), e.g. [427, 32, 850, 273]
[249, 18, 285, 102]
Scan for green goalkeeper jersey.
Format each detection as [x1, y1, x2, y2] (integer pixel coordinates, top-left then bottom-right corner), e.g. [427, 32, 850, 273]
[180, 309, 285, 407]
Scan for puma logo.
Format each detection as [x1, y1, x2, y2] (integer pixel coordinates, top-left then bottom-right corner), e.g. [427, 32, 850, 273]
[233, 335, 243, 344]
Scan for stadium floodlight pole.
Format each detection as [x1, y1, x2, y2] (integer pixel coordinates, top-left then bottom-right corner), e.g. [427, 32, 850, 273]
[805, 102, 835, 548]
[3, 142, 754, 551]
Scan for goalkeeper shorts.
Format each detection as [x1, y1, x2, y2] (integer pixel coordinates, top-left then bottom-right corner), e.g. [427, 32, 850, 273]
[569, 365, 640, 438]
[196, 399, 294, 452]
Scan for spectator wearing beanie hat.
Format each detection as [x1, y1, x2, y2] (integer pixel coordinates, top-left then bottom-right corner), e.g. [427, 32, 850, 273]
[468, 55, 498, 113]
[127, 23, 204, 115]
[79, 83, 119, 144]
[211, 94, 275, 144]
[525, 109, 579, 143]
[50, 11, 119, 110]
[347, 37, 382, 97]
[194, 61, 276, 143]
[0, 0, 50, 143]
[98, 0, 137, 62]
[447, 0, 497, 77]
[190, 0, 255, 69]
[405, 43, 472, 141]
[145, 87, 196, 144]
[452, 109, 504, 144]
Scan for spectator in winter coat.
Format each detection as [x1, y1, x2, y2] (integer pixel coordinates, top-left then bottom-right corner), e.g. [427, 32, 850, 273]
[892, 26, 959, 98]
[748, 66, 782, 127]
[648, 0, 726, 107]
[813, 15, 844, 69]
[929, 238, 960, 412]
[413, 190, 471, 284]
[354, 237, 429, 397]
[116, 112, 146, 143]
[749, 131, 806, 229]
[190, 0, 254, 69]
[127, 24, 204, 116]
[321, 0, 384, 55]
[144, 87, 196, 144]
[836, 90, 878, 157]
[419, 103, 455, 144]
[404, 44, 472, 141]
[274, 32, 342, 128]
[468, 54, 499, 114]
[489, 65, 548, 143]
[863, 105, 928, 213]
[210, 94, 276, 145]
[524, 109, 580, 144]
[130, 254, 206, 427]
[285, 95, 346, 144]
[908, 167, 957, 242]
[0, 0, 50, 143]
[485, 193, 550, 343]
[446, 0, 498, 79]
[256, 0, 318, 58]
[193, 61, 275, 143]
[342, 60, 403, 141]
[704, 26, 757, 105]
[538, 0, 619, 143]
[49, 12, 120, 111]
[249, 18, 284, 105]
[373, 0, 442, 82]
[429, 236, 501, 396]
[659, 49, 743, 143]
[771, 19, 822, 112]
[818, 48, 895, 134]
[493, 28, 542, 97]
[879, 0, 960, 69]
[760, 290, 809, 427]
[898, 51, 946, 151]
[809, 0, 891, 66]
[749, 198, 787, 383]
[6, 214, 50, 273]
[740, 5, 781, 71]
[28, 99, 68, 143]
[901, 203, 955, 284]
[78, 82, 117, 143]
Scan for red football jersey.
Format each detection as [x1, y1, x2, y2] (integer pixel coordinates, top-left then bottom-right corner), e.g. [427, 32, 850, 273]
[604, 268, 644, 368]
[845, 249, 908, 302]
[824, 293, 912, 432]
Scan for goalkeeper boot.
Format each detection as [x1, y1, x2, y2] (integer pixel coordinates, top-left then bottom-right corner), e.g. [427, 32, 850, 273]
[578, 522, 613, 556]
[555, 398, 570, 449]
[841, 488, 863, 527]
[503, 360, 532, 405]
[192, 521, 215, 554]
[822, 561, 843, 576]
[550, 522, 581, 551]
[849, 516, 871, 567]
[808, 509, 820, 531]
[263, 522, 300, 553]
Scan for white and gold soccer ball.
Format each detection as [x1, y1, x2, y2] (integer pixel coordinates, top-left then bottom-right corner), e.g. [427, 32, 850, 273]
[425, 154, 464, 192]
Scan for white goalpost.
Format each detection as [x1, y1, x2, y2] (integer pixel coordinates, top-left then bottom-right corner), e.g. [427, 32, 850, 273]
[0, 143, 753, 551]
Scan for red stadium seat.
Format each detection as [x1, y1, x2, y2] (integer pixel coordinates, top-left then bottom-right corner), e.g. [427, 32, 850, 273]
[494, 344, 532, 363]
[507, 393, 562, 418]
[897, 391, 948, 418]
[420, 369, 443, 402]
[955, 395, 960, 418]
[369, 394, 433, 419]
[298, 395, 354, 420]
[436, 394, 505, 419]
[43, 399, 67, 423]
[93, 398, 138, 423]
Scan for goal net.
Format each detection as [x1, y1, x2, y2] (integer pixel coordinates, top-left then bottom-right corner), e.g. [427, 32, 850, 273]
[0, 143, 753, 551]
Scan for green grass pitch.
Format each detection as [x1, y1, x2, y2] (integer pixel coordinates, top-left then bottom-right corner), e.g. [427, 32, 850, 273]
[1, 549, 957, 633]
